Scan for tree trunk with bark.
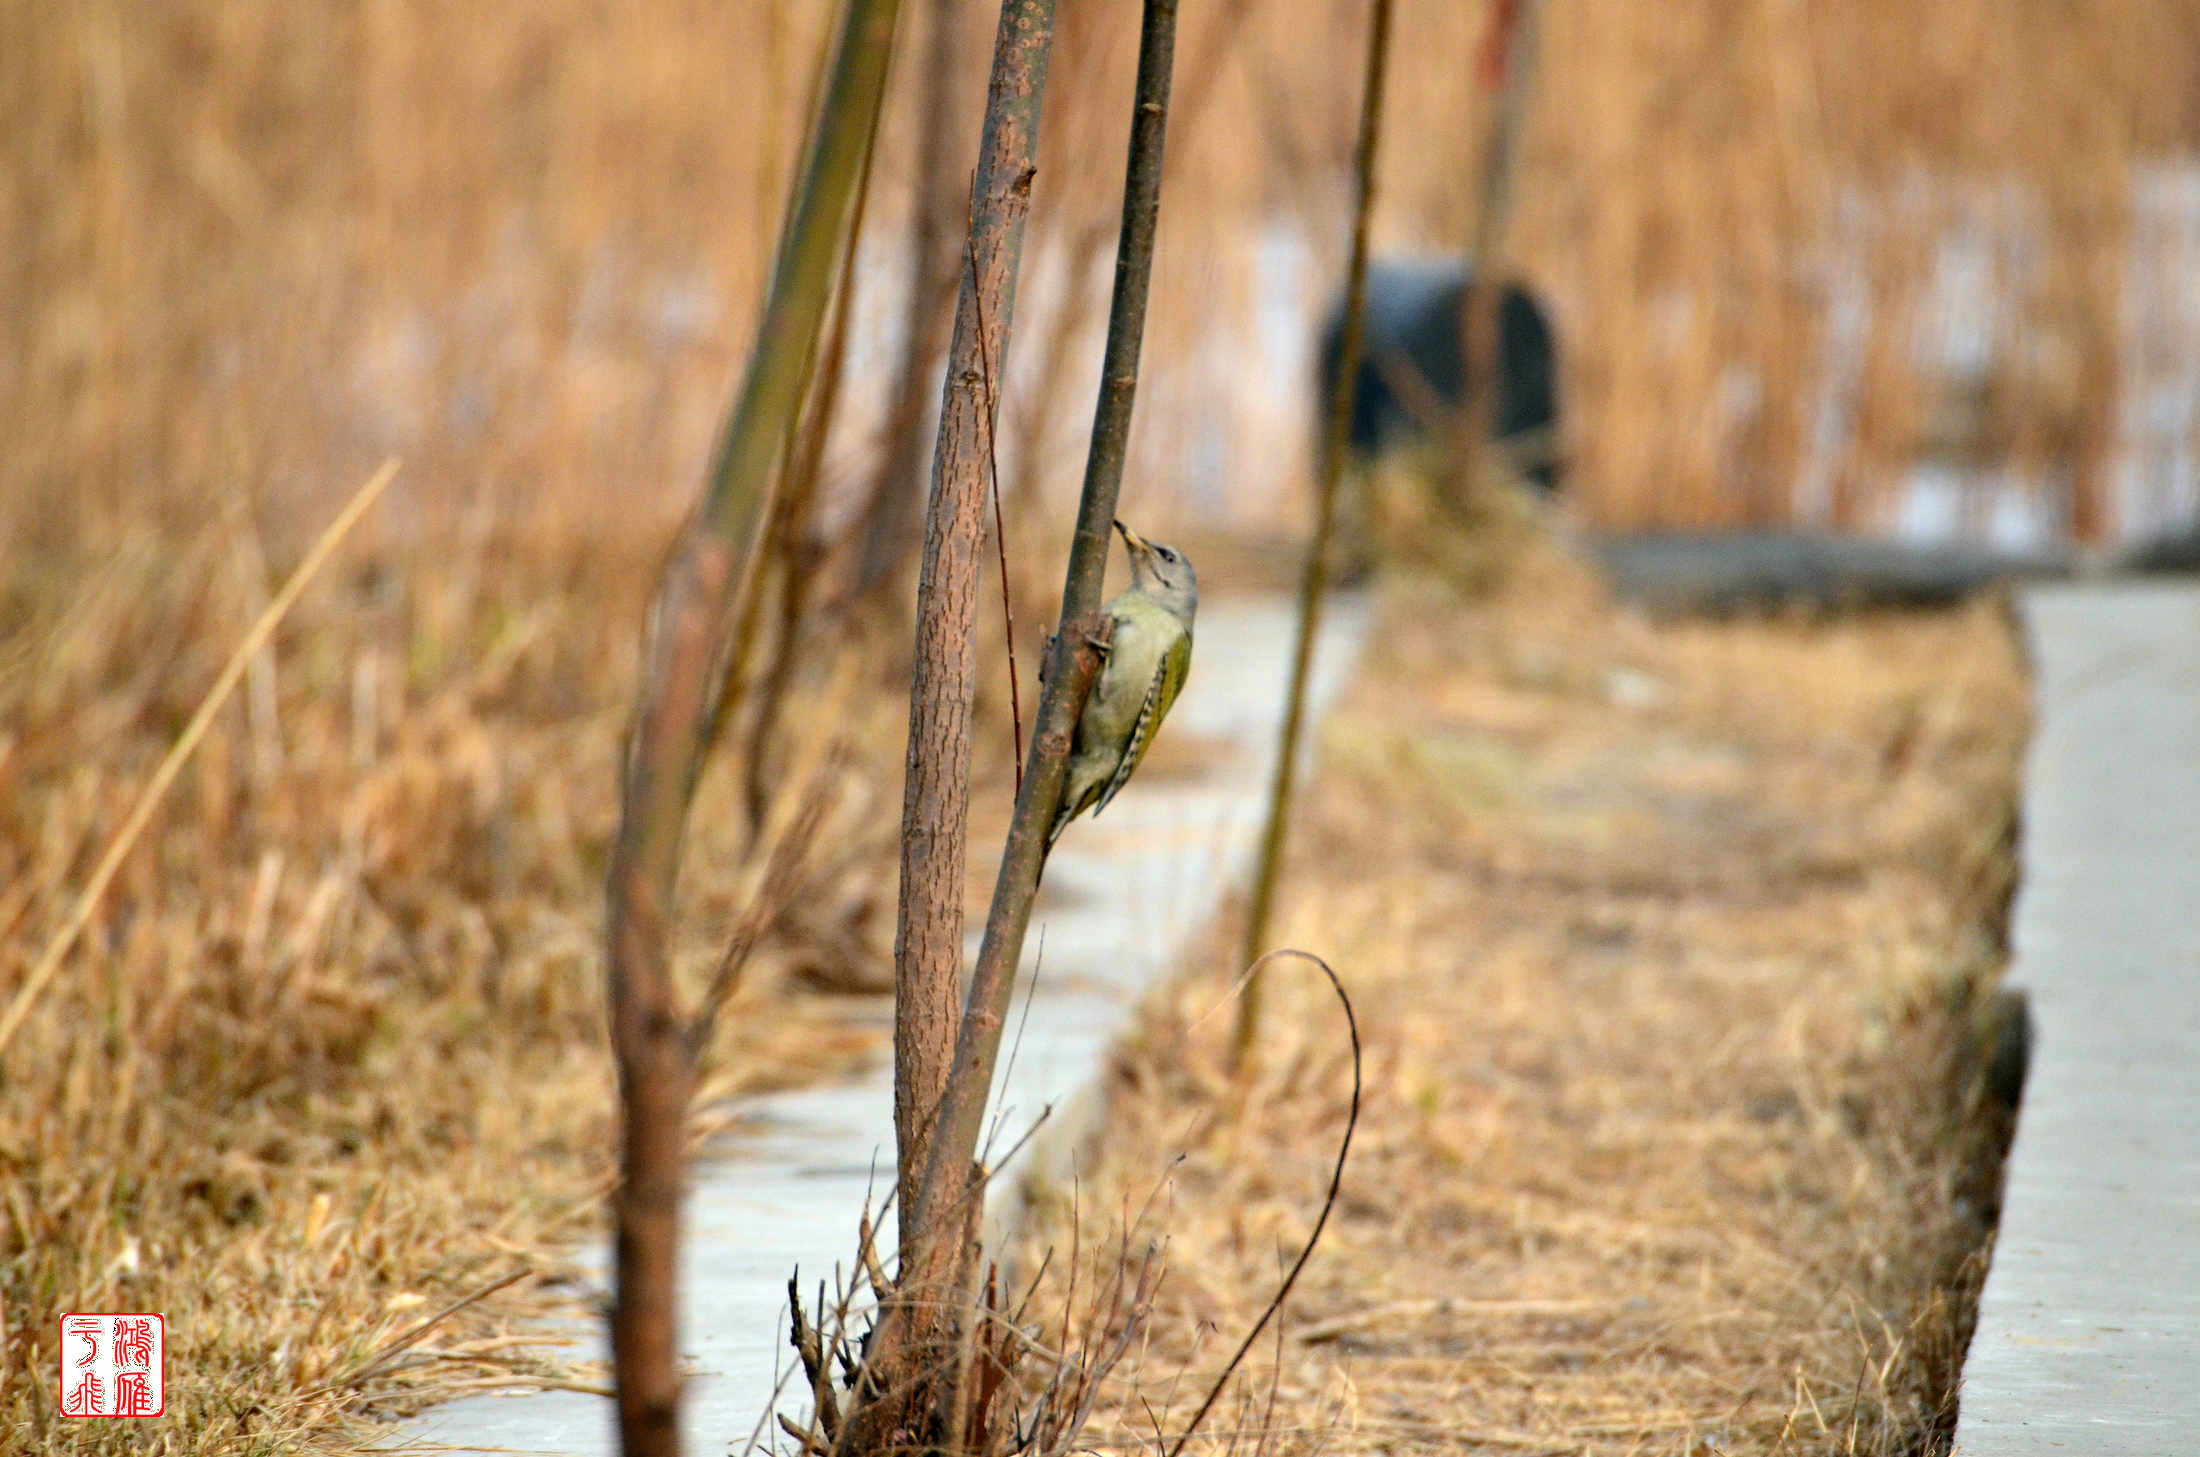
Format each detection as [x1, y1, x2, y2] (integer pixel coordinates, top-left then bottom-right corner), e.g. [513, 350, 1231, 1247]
[877, 0, 1060, 1435]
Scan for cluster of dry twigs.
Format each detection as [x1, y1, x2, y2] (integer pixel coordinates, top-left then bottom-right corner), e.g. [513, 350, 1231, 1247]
[772, 946, 1367, 1457]
[774, 1209, 1165, 1457]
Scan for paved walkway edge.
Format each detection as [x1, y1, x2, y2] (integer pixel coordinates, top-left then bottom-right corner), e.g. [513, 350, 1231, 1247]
[1954, 583, 2200, 1454]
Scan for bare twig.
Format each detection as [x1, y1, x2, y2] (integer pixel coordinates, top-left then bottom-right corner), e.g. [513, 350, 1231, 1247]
[1169, 951, 1361, 1457]
[1233, 0, 1394, 1068]
[1294, 1296, 1609, 1345]
[328, 1268, 534, 1392]
[970, 235, 1026, 789]
[1255, 1296, 1287, 1457]
[1051, 1245, 1165, 1451]
[691, 761, 841, 1054]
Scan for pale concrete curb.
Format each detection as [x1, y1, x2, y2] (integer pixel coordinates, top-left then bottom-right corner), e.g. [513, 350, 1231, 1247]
[1955, 583, 2200, 1454]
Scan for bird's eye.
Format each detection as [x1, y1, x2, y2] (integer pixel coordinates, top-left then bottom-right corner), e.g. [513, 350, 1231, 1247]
[1159, 548, 1175, 562]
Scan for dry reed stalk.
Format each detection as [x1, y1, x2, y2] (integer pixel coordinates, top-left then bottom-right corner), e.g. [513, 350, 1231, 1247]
[1233, 0, 1395, 1066]
[603, 2, 901, 1449]
[0, 456, 399, 1059]
[741, 76, 887, 836]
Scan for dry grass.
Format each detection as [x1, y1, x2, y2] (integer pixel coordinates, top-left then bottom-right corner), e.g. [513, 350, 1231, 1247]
[1504, 0, 2177, 534]
[4, 6, 942, 1451]
[1008, 538, 2027, 1456]
[0, 475, 914, 1451]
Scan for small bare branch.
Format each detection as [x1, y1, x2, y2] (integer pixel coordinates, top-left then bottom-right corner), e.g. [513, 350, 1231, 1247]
[692, 746, 845, 1055]
[326, 1268, 534, 1393]
[969, 233, 1027, 790]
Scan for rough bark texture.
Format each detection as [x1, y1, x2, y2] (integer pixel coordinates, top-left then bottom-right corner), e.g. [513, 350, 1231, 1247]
[848, 7, 1176, 1449]
[893, 4, 1180, 1424]
[603, 1, 901, 1452]
[892, 0, 1057, 1264]
[1232, 0, 1394, 1067]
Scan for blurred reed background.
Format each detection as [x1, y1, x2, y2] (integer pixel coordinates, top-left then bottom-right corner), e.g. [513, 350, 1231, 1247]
[1513, 0, 2192, 544]
[8, 0, 2199, 564]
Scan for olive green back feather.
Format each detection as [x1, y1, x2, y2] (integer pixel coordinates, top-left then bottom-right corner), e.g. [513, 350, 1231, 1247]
[1091, 628, 1192, 818]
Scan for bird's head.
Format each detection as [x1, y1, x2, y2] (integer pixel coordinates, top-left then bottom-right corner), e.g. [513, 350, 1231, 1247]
[1114, 519, 1197, 619]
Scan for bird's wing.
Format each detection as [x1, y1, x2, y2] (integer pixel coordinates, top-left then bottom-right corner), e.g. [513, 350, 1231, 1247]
[1091, 628, 1191, 818]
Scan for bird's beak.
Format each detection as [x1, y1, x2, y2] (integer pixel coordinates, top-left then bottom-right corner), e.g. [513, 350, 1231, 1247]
[1113, 519, 1151, 556]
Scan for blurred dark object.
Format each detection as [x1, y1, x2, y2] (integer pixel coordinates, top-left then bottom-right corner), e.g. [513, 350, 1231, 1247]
[1981, 987, 2032, 1114]
[1588, 525, 2200, 615]
[2116, 526, 2200, 574]
[1585, 532, 2074, 614]
[1314, 257, 1560, 491]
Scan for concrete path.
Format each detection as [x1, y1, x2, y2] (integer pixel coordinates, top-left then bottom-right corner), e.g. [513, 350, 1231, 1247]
[405, 592, 1371, 1456]
[1956, 582, 2200, 1454]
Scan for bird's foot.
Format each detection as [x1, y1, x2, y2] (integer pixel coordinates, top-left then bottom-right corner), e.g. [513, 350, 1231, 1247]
[1039, 621, 1112, 687]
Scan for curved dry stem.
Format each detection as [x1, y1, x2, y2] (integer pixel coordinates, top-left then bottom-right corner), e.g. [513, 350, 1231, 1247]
[1168, 949, 1361, 1457]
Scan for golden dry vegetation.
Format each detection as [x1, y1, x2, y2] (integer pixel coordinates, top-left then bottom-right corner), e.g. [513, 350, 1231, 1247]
[2, 7, 904, 1447]
[0, 468, 915, 1451]
[0, 0, 2146, 1451]
[1014, 539, 2027, 1456]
